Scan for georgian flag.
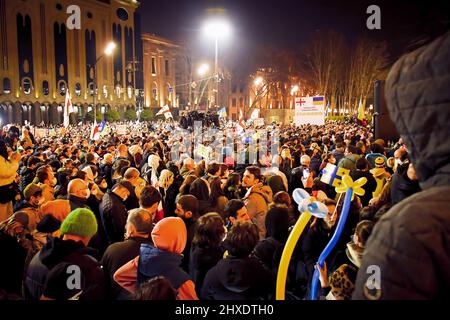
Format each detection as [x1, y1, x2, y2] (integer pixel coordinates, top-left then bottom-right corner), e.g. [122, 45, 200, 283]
[63, 90, 74, 128]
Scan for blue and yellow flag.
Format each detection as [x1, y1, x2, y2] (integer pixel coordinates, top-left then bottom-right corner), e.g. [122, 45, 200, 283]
[321, 163, 350, 187]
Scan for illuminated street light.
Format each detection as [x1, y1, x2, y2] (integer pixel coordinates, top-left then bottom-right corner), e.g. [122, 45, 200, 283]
[104, 42, 117, 56]
[197, 63, 210, 76]
[290, 85, 299, 95]
[92, 41, 116, 122]
[254, 77, 264, 86]
[202, 18, 232, 109]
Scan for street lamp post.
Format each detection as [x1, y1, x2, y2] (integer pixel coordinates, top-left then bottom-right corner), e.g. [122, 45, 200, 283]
[92, 41, 116, 122]
[202, 18, 231, 111]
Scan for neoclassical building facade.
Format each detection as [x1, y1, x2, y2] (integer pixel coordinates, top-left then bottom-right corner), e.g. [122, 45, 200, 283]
[141, 33, 191, 113]
[0, 0, 143, 125]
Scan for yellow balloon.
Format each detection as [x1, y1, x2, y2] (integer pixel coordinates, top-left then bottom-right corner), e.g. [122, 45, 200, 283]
[276, 210, 312, 300]
[335, 175, 368, 200]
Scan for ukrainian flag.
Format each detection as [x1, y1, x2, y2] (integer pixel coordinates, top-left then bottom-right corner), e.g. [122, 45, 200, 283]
[321, 163, 350, 187]
[313, 96, 324, 106]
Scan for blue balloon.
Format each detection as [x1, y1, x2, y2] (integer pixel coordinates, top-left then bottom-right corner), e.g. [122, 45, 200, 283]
[310, 188, 354, 300]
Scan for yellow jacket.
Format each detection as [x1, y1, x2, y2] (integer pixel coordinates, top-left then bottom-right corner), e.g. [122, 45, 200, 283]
[0, 155, 19, 186]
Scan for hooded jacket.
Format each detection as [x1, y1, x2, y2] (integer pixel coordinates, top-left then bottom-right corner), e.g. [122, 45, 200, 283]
[113, 217, 198, 300]
[244, 183, 273, 239]
[25, 237, 105, 300]
[389, 163, 421, 205]
[19, 167, 36, 192]
[201, 256, 274, 300]
[353, 31, 450, 300]
[99, 191, 128, 244]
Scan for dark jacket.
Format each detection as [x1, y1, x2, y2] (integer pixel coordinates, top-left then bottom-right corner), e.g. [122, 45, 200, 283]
[25, 237, 105, 300]
[353, 32, 450, 300]
[120, 180, 140, 210]
[350, 170, 378, 206]
[181, 218, 196, 273]
[189, 244, 225, 295]
[101, 236, 152, 300]
[0, 230, 27, 295]
[201, 256, 274, 300]
[19, 167, 35, 192]
[99, 191, 128, 244]
[99, 162, 113, 189]
[390, 163, 421, 205]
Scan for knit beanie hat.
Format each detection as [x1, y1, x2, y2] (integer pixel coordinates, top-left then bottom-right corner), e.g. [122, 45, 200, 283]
[60, 208, 98, 238]
[374, 157, 386, 168]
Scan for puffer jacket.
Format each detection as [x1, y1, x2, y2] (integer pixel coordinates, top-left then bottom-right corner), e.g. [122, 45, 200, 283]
[243, 183, 273, 240]
[353, 31, 450, 300]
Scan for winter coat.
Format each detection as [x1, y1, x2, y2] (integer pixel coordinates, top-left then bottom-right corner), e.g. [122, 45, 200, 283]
[189, 244, 225, 296]
[19, 167, 35, 192]
[390, 163, 421, 205]
[113, 217, 198, 300]
[243, 183, 273, 239]
[25, 237, 105, 300]
[99, 162, 113, 188]
[353, 31, 450, 300]
[0, 155, 19, 187]
[99, 191, 128, 244]
[201, 256, 274, 300]
[101, 236, 152, 300]
[350, 170, 378, 207]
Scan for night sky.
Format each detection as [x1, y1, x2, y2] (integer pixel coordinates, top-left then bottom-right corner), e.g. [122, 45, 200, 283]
[137, 0, 449, 73]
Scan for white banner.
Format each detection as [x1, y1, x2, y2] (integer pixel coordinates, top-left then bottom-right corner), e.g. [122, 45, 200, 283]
[294, 96, 325, 125]
[254, 118, 265, 126]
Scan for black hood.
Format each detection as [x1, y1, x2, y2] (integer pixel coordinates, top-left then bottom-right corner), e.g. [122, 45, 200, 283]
[385, 31, 450, 189]
[39, 237, 97, 270]
[215, 258, 261, 294]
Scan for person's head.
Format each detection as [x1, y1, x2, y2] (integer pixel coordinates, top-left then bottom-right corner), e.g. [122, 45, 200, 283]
[139, 186, 162, 215]
[225, 172, 241, 188]
[189, 178, 210, 201]
[85, 153, 95, 164]
[117, 144, 128, 156]
[103, 153, 114, 164]
[370, 143, 384, 155]
[183, 157, 195, 171]
[40, 262, 85, 300]
[175, 195, 199, 220]
[151, 217, 187, 254]
[158, 169, 174, 190]
[224, 221, 259, 258]
[112, 182, 131, 202]
[323, 199, 338, 229]
[242, 166, 262, 188]
[272, 191, 292, 208]
[192, 212, 226, 248]
[335, 142, 345, 153]
[60, 208, 98, 246]
[345, 145, 359, 156]
[24, 183, 44, 207]
[179, 174, 197, 195]
[134, 276, 177, 300]
[224, 199, 250, 225]
[36, 165, 56, 187]
[407, 162, 418, 181]
[125, 208, 153, 239]
[356, 157, 370, 171]
[353, 220, 374, 248]
[27, 156, 41, 169]
[219, 163, 229, 179]
[265, 206, 289, 242]
[206, 162, 221, 177]
[209, 176, 225, 203]
[67, 178, 90, 199]
[124, 167, 140, 187]
[324, 153, 336, 165]
[300, 155, 311, 167]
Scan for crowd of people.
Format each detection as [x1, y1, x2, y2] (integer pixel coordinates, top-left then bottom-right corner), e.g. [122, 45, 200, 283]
[0, 114, 415, 301]
[0, 31, 449, 301]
